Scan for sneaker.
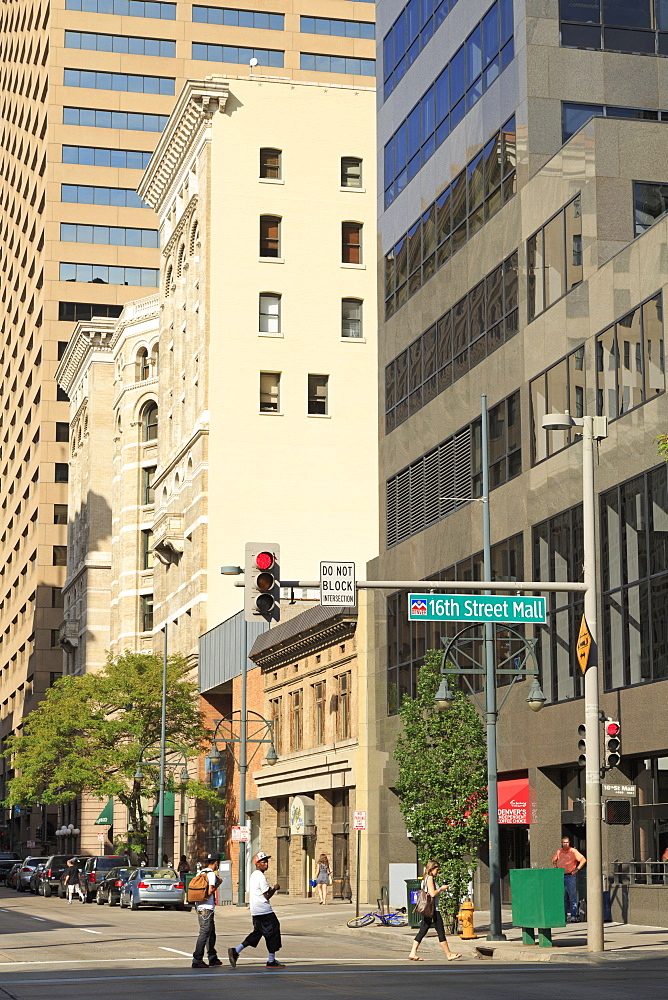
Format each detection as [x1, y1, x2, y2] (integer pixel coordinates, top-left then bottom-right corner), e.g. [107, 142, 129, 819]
[266, 961, 285, 969]
[208, 958, 223, 967]
[191, 961, 208, 969]
[227, 948, 238, 968]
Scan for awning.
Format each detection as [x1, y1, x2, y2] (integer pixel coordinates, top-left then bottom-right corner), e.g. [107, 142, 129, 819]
[152, 792, 175, 818]
[498, 778, 530, 825]
[94, 797, 114, 826]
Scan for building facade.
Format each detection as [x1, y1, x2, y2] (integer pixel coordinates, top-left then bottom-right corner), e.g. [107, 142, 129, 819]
[369, 0, 668, 923]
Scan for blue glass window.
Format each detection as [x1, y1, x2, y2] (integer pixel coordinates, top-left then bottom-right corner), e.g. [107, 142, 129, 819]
[62, 145, 152, 168]
[65, 0, 176, 17]
[64, 30, 175, 56]
[193, 6, 284, 29]
[383, 0, 462, 98]
[562, 100, 668, 142]
[192, 43, 284, 67]
[61, 184, 148, 208]
[63, 107, 168, 131]
[60, 263, 159, 286]
[299, 53, 375, 75]
[64, 68, 174, 95]
[300, 15, 374, 37]
[60, 223, 159, 247]
[560, 0, 668, 55]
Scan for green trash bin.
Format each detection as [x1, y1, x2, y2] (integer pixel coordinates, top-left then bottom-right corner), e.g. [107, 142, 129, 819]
[405, 878, 423, 929]
[509, 868, 566, 947]
[184, 872, 196, 903]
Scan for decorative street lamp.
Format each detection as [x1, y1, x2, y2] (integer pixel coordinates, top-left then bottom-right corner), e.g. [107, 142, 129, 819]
[134, 738, 190, 863]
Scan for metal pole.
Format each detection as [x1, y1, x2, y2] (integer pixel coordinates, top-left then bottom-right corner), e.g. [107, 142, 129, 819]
[482, 393, 505, 942]
[157, 623, 167, 866]
[355, 828, 361, 919]
[237, 619, 248, 907]
[582, 416, 604, 952]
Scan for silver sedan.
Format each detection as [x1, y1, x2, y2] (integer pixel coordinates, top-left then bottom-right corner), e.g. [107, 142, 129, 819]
[119, 867, 186, 911]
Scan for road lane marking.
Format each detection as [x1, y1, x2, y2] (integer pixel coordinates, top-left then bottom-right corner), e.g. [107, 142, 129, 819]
[160, 948, 191, 956]
[80, 929, 101, 934]
[30, 918, 47, 922]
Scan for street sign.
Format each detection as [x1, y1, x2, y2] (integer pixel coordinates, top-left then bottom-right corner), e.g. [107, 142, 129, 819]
[231, 825, 251, 842]
[320, 561, 356, 606]
[97, 833, 105, 842]
[577, 615, 592, 673]
[353, 810, 366, 831]
[407, 593, 546, 624]
[26, 840, 35, 848]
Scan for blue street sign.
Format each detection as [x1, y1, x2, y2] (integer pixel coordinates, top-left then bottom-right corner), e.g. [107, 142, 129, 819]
[408, 593, 546, 625]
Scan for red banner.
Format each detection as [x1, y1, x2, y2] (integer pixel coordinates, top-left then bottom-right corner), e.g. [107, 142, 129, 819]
[497, 778, 530, 825]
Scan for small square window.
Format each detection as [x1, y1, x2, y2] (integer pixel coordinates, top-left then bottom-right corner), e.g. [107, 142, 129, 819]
[142, 466, 156, 505]
[53, 545, 67, 566]
[55, 422, 70, 442]
[342, 298, 362, 338]
[260, 215, 281, 257]
[341, 156, 362, 188]
[342, 222, 362, 264]
[55, 463, 69, 483]
[260, 372, 280, 412]
[259, 293, 281, 333]
[260, 147, 281, 180]
[308, 374, 328, 415]
[141, 529, 154, 570]
[141, 593, 154, 632]
[54, 504, 68, 525]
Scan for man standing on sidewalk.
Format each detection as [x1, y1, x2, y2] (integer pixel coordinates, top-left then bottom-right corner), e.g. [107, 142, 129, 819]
[228, 852, 284, 970]
[191, 854, 223, 969]
[552, 836, 586, 921]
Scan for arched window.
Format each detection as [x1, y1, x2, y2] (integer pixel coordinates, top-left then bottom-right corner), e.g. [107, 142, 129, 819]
[342, 222, 362, 264]
[260, 215, 281, 258]
[150, 343, 159, 377]
[259, 292, 281, 334]
[341, 157, 362, 188]
[142, 402, 158, 441]
[137, 348, 149, 382]
[342, 298, 363, 338]
[260, 148, 281, 180]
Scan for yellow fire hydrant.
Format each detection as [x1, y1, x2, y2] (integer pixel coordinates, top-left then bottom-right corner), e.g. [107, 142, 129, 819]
[456, 899, 477, 939]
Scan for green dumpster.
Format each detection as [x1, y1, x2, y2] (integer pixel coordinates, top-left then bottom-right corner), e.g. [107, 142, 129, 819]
[509, 868, 566, 947]
[405, 878, 423, 929]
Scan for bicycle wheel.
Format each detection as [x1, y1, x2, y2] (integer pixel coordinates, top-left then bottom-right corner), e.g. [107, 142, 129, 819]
[347, 913, 375, 928]
[386, 913, 408, 926]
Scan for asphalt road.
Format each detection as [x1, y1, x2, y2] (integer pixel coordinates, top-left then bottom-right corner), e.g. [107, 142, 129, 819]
[1, 887, 667, 999]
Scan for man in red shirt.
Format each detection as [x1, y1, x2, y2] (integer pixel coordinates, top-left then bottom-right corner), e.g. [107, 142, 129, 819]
[552, 836, 586, 921]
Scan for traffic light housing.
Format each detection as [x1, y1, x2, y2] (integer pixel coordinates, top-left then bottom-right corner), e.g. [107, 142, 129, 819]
[577, 724, 586, 767]
[244, 543, 280, 623]
[604, 719, 621, 769]
[604, 799, 631, 825]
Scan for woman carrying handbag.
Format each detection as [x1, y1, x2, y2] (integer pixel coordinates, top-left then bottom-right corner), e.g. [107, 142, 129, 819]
[408, 861, 461, 962]
[315, 853, 332, 905]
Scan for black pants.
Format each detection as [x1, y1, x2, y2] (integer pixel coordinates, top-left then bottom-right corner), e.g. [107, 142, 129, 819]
[193, 907, 218, 962]
[414, 909, 447, 943]
[242, 912, 282, 953]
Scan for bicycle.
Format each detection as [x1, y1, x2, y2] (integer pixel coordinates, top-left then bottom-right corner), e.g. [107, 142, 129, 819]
[347, 906, 407, 928]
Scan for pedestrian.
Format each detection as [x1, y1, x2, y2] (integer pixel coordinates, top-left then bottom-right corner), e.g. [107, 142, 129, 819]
[161, 853, 171, 867]
[314, 853, 331, 905]
[64, 858, 84, 904]
[552, 835, 586, 922]
[408, 861, 461, 962]
[228, 852, 284, 970]
[191, 853, 223, 969]
[177, 854, 190, 875]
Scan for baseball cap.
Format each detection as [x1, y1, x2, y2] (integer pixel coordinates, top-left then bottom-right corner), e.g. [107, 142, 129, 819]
[206, 853, 221, 863]
[253, 851, 271, 863]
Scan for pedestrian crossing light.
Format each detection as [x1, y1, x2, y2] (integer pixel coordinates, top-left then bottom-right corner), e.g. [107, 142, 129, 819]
[604, 719, 621, 769]
[244, 542, 280, 623]
[577, 724, 586, 767]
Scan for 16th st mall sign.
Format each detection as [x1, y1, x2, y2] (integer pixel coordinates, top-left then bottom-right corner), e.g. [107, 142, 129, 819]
[408, 593, 546, 625]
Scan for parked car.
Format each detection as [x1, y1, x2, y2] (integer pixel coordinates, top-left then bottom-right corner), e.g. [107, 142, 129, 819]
[95, 867, 133, 906]
[119, 867, 185, 911]
[0, 852, 21, 884]
[15, 857, 43, 892]
[37, 855, 77, 897]
[5, 863, 22, 890]
[56, 857, 89, 898]
[81, 856, 129, 903]
[29, 863, 47, 894]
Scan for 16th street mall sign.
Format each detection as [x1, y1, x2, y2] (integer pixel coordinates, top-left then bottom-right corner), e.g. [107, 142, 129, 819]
[408, 593, 547, 624]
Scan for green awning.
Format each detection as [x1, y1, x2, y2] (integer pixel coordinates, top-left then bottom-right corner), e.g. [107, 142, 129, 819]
[152, 791, 175, 818]
[94, 797, 114, 826]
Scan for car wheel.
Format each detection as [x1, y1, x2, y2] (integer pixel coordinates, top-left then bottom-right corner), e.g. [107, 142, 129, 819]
[96, 891, 105, 905]
[109, 896, 117, 907]
[120, 896, 127, 909]
[43, 884, 52, 898]
[130, 897, 139, 911]
[174, 903, 185, 911]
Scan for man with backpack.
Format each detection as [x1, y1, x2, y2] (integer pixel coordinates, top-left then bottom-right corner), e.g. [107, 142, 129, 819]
[190, 854, 223, 969]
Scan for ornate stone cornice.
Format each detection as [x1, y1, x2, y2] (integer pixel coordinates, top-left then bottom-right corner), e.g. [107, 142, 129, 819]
[137, 78, 230, 217]
[55, 319, 116, 398]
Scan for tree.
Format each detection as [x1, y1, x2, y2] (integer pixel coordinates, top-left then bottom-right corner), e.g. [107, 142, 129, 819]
[657, 435, 668, 461]
[394, 649, 487, 923]
[3, 651, 220, 856]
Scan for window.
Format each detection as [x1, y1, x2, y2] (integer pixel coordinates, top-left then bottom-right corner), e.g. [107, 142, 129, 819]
[63, 68, 175, 95]
[260, 373, 280, 412]
[63, 107, 169, 132]
[308, 374, 328, 415]
[260, 148, 281, 180]
[192, 43, 284, 66]
[342, 223, 362, 264]
[52, 587, 65, 608]
[560, 0, 668, 57]
[260, 216, 281, 258]
[63, 146, 153, 169]
[527, 194, 582, 321]
[472, 391, 521, 493]
[66, 0, 176, 18]
[301, 15, 374, 37]
[259, 294, 281, 334]
[299, 53, 375, 75]
[54, 504, 68, 525]
[384, 118, 517, 317]
[386, 251, 518, 431]
[530, 343, 587, 464]
[60, 223, 159, 248]
[193, 5, 284, 29]
[341, 157, 362, 188]
[58, 386, 70, 402]
[55, 463, 69, 483]
[561, 101, 668, 143]
[337, 672, 350, 739]
[50, 629, 61, 649]
[60, 263, 159, 287]
[143, 403, 158, 441]
[313, 681, 326, 744]
[290, 689, 303, 750]
[634, 181, 668, 236]
[141, 594, 154, 632]
[269, 697, 282, 755]
[55, 422, 70, 442]
[64, 30, 176, 57]
[53, 545, 68, 566]
[59, 302, 123, 322]
[141, 529, 154, 570]
[342, 298, 363, 339]
[137, 349, 150, 382]
[142, 466, 156, 505]
[596, 292, 665, 420]
[61, 184, 147, 208]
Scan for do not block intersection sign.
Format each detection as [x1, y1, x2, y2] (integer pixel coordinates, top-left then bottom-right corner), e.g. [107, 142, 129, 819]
[320, 561, 356, 606]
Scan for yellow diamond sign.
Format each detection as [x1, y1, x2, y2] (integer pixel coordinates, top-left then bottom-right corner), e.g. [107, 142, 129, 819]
[576, 615, 592, 674]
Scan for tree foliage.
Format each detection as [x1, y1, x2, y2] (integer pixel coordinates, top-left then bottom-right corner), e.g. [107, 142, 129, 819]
[4, 651, 220, 854]
[394, 649, 487, 920]
[658, 435, 668, 461]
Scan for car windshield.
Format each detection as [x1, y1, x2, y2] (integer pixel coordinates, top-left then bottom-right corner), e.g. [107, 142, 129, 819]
[137, 868, 177, 879]
[96, 858, 126, 870]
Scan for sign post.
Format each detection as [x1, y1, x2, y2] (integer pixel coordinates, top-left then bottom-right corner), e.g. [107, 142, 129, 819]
[353, 810, 366, 919]
[231, 825, 251, 843]
[320, 561, 356, 607]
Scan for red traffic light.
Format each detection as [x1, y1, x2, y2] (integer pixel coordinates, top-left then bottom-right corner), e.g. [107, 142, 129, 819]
[256, 551, 274, 571]
[606, 722, 620, 737]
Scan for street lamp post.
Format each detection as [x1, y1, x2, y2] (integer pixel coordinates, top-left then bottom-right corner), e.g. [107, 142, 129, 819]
[542, 410, 608, 954]
[134, 739, 190, 863]
[157, 623, 168, 867]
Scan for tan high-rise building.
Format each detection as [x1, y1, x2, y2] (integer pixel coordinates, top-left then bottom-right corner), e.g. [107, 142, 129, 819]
[0, 0, 375, 850]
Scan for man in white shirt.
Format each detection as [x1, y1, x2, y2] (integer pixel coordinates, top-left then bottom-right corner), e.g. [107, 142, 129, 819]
[191, 854, 223, 969]
[228, 851, 284, 970]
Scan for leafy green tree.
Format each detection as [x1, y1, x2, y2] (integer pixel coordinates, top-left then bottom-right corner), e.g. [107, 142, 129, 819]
[658, 435, 668, 461]
[394, 649, 487, 923]
[4, 651, 220, 856]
